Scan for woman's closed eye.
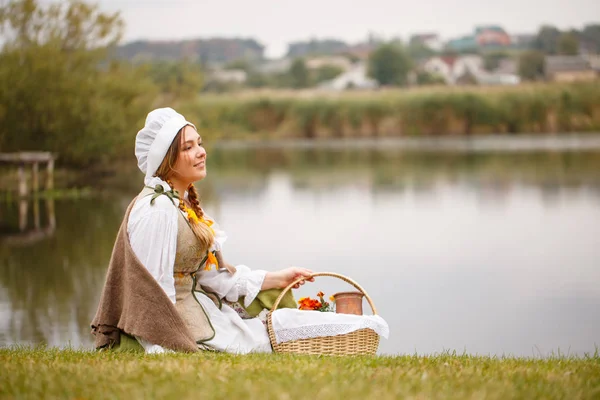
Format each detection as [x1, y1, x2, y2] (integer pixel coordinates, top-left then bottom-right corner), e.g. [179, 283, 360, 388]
[182, 138, 203, 152]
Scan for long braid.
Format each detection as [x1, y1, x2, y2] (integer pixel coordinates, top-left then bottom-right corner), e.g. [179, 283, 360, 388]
[186, 184, 204, 219]
[163, 179, 214, 257]
[187, 184, 236, 274]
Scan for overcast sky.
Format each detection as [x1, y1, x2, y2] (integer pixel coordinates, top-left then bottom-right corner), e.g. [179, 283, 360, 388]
[96, 0, 599, 58]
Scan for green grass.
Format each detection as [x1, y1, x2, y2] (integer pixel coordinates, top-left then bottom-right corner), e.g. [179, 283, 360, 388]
[1, 347, 599, 399]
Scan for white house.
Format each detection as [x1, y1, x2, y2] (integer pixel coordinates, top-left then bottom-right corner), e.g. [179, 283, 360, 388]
[423, 56, 486, 84]
[210, 69, 247, 84]
[422, 57, 454, 82]
[318, 63, 378, 90]
[477, 58, 520, 85]
[422, 55, 518, 85]
[584, 54, 600, 73]
[452, 55, 484, 82]
[477, 73, 520, 85]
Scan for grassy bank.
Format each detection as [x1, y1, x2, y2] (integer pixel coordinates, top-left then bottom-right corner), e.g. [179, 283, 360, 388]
[1, 348, 598, 399]
[178, 82, 600, 140]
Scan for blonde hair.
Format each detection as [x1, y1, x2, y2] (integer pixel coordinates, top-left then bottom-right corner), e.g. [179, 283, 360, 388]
[155, 126, 214, 252]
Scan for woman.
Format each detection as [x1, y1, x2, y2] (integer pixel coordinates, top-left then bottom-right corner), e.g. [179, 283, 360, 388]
[92, 108, 313, 354]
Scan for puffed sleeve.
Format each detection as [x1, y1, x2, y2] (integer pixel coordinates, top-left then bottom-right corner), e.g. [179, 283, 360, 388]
[127, 195, 178, 304]
[197, 265, 267, 308]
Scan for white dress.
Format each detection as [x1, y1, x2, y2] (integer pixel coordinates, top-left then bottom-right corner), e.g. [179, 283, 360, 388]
[127, 177, 272, 354]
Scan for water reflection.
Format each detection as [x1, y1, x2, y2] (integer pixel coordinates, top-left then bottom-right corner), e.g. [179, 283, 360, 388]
[208, 148, 600, 197]
[1, 145, 599, 356]
[0, 198, 56, 246]
[0, 198, 125, 347]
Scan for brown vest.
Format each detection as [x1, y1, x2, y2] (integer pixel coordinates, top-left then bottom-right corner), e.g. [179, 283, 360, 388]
[91, 188, 215, 351]
[171, 190, 216, 342]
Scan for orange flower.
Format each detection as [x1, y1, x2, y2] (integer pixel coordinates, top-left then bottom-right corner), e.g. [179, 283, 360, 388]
[299, 292, 335, 311]
[204, 251, 219, 271]
[298, 296, 323, 310]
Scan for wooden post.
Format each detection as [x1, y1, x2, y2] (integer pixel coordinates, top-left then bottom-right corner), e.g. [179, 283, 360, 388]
[32, 162, 39, 192]
[33, 198, 40, 229]
[46, 158, 54, 191]
[18, 163, 27, 197]
[47, 197, 56, 230]
[19, 199, 28, 231]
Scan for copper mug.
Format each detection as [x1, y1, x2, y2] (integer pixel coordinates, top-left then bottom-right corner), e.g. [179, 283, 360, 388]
[333, 291, 364, 315]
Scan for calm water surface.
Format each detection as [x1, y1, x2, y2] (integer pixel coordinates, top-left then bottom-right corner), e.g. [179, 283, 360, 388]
[1, 137, 599, 356]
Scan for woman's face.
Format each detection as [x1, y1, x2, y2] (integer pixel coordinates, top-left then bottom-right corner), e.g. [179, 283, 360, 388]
[170, 125, 207, 184]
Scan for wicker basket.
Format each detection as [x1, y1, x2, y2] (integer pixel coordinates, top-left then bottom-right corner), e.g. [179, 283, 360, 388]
[266, 272, 380, 356]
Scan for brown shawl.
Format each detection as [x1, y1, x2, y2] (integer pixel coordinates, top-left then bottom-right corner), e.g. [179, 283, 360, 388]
[90, 197, 198, 353]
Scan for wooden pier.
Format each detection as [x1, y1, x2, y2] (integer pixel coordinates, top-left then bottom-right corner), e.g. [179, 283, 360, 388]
[0, 152, 55, 196]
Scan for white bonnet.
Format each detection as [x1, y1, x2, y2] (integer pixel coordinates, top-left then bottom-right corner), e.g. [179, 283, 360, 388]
[135, 107, 195, 184]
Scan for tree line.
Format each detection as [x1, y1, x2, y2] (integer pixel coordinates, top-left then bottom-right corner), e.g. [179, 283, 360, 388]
[205, 24, 600, 91]
[0, 0, 203, 166]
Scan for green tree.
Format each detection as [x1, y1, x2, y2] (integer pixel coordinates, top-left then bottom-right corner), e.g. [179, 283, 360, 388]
[416, 71, 446, 86]
[311, 65, 344, 84]
[288, 58, 310, 88]
[483, 51, 510, 71]
[0, 0, 156, 165]
[518, 50, 545, 81]
[557, 32, 579, 55]
[148, 61, 203, 99]
[224, 59, 252, 72]
[533, 25, 561, 54]
[368, 43, 412, 86]
[581, 24, 600, 53]
[407, 42, 436, 62]
[246, 72, 269, 88]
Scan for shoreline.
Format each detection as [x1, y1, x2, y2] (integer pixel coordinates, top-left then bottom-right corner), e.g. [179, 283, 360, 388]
[213, 132, 600, 152]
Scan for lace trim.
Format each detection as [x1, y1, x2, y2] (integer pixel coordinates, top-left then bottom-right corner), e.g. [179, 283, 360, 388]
[237, 270, 265, 307]
[243, 278, 262, 307]
[230, 277, 260, 308]
[273, 319, 385, 344]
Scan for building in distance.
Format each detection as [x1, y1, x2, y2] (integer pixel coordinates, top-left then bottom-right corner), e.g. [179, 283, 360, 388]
[409, 33, 444, 52]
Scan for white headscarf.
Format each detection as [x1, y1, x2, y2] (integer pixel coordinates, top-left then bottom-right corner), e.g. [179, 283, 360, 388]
[135, 108, 196, 185]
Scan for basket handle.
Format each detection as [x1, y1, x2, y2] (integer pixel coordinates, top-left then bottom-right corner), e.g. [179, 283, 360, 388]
[269, 272, 378, 315]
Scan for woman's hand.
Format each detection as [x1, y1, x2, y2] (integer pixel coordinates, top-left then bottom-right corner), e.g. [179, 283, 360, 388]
[262, 267, 315, 290]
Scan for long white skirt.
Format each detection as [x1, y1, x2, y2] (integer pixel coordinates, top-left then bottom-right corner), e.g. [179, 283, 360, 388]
[196, 293, 272, 354]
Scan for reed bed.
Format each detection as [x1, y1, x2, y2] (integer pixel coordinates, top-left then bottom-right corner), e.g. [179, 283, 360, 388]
[178, 82, 600, 140]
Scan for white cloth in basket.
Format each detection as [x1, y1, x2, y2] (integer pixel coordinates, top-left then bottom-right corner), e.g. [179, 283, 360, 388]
[271, 309, 389, 344]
